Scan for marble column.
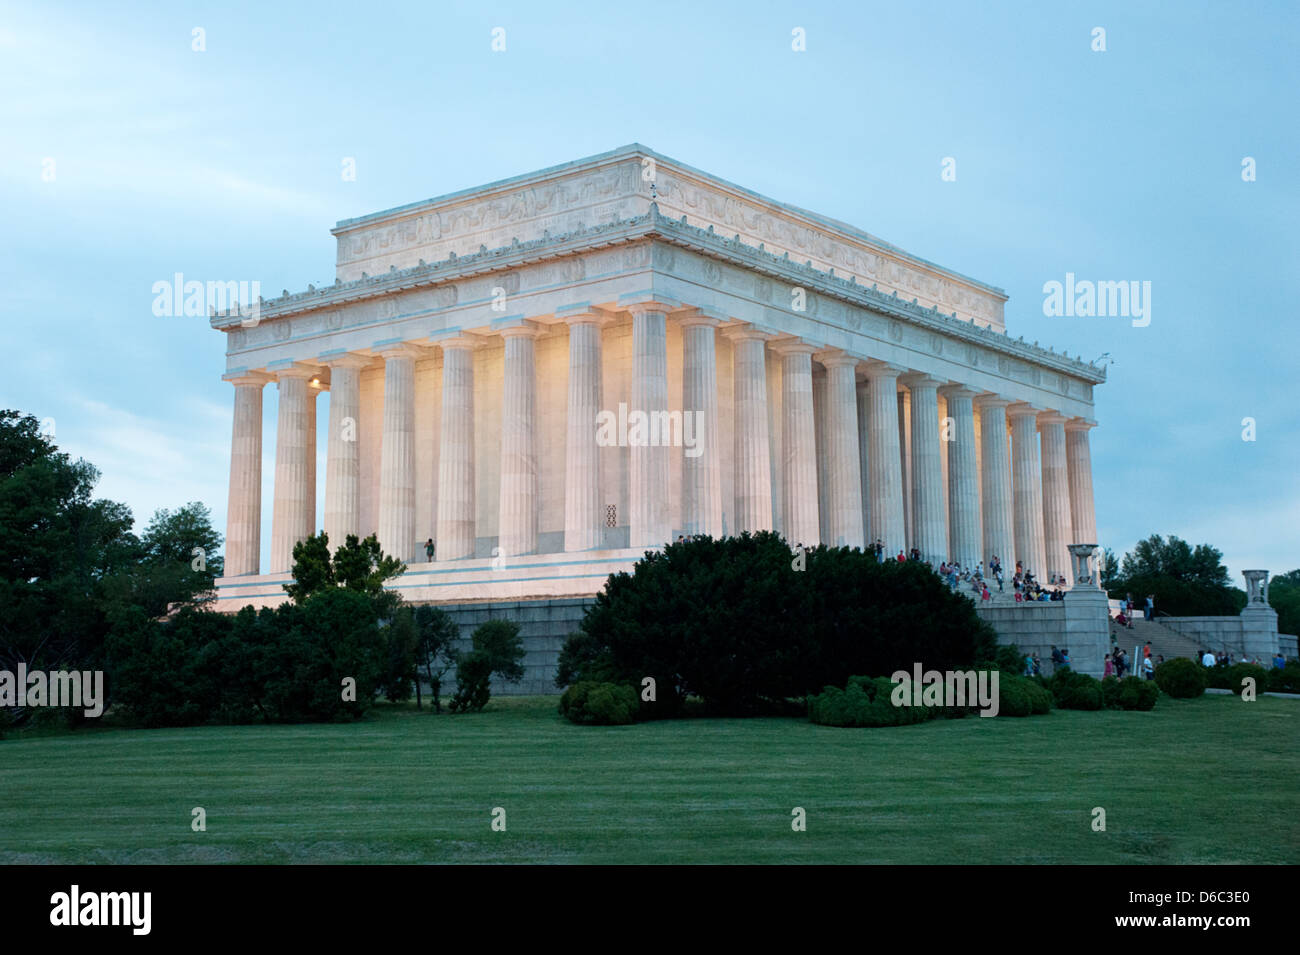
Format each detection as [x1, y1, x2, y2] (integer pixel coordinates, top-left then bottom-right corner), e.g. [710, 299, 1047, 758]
[818, 352, 864, 549]
[436, 337, 477, 560]
[902, 374, 946, 564]
[322, 355, 369, 550]
[976, 396, 1015, 571]
[628, 306, 670, 549]
[939, 385, 981, 570]
[1065, 418, 1098, 547]
[723, 326, 774, 534]
[680, 313, 722, 538]
[305, 382, 318, 536]
[223, 373, 268, 576]
[498, 324, 539, 557]
[1007, 402, 1046, 578]
[856, 378, 871, 544]
[270, 364, 316, 573]
[898, 389, 913, 550]
[772, 341, 820, 546]
[1038, 411, 1074, 585]
[563, 313, 604, 552]
[377, 344, 420, 564]
[864, 362, 906, 556]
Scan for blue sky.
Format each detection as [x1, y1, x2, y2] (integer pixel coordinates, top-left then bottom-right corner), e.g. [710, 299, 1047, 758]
[1, 0, 1296, 584]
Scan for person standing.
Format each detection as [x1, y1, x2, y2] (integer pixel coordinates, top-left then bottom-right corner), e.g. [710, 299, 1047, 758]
[1142, 655, 1154, 680]
[1201, 648, 1216, 667]
[424, 538, 435, 562]
[1145, 594, 1155, 621]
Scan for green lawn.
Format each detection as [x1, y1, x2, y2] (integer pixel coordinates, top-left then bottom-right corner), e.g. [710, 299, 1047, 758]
[1, 694, 1295, 864]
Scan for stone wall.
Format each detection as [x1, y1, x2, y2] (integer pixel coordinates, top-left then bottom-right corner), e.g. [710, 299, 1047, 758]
[976, 587, 1111, 678]
[1160, 609, 1280, 661]
[437, 597, 595, 697]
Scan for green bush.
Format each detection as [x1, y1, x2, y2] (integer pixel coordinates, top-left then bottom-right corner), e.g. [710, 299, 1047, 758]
[1154, 657, 1207, 698]
[809, 676, 935, 727]
[559, 681, 638, 725]
[559, 532, 998, 716]
[1101, 675, 1158, 711]
[448, 651, 493, 713]
[1049, 670, 1104, 710]
[995, 674, 1053, 717]
[1266, 661, 1300, 694]
[1221, 663, 1269, 696]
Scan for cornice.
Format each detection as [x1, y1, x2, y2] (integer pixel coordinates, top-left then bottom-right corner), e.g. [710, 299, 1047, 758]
[213, 204, 1106, 386]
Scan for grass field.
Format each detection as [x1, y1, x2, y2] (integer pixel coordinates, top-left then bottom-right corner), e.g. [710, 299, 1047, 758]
[1, 694, 1296, 864]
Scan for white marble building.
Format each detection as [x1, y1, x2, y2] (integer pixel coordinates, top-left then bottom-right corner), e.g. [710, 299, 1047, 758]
[211, 144, 1105, 612]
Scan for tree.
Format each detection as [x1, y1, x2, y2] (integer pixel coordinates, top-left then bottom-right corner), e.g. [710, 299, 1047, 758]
[0, 410, 137, 697]
[381, 606, 420, 703]
[414, 605, 460, 712]
[448, 619, 526, 713]
[1099, 547, 1119, 590]
[1107, 534, 1242, 616]
[1268, 570, 1300, 637]
[102, 502, 225, 619]
[558, 532, 996, 716]
[284, 532, 405, 617]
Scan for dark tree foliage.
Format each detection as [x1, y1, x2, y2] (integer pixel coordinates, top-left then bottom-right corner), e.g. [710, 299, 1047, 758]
[283, 532, 405, 617]
[414, 604, 460, 712]
[557, 532, 998, 716]
[448, 619, 526, 713]
[1107, 534, 1244, 616]
[381, 606, 420, 703]
[1267, 570, 1300, 638]
[0, 412, 225, 729]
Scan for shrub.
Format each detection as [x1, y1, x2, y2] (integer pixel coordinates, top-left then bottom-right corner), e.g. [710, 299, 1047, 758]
[1154, 657, 1207, 698]
[448, 619, 527, 714]
[1222, 663, 1269, 696]
[995, 674, 1053, 717]
[559, 681, 638, 725]
[560, 532, 997, 716]
[1102, 675, 1158, 711]
[1266, 661, 1300, 694]
[448, 651, 492, 713]
[809, 676, 936, 727]
[1049, 670, 1104, 710]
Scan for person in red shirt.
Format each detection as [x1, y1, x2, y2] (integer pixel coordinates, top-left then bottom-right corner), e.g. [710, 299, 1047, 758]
[897, 550, 906, 562]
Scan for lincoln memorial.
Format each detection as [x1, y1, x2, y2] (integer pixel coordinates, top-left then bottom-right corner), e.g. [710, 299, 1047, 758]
[210, 144, 1106, 633]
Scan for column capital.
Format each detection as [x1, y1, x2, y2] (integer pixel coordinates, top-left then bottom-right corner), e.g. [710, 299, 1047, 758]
[316, 351, 374, 371]
[1036, 410, 1070, 428]
[721, 323, 776, 343]
[974, 392, 1011, 409]
[431, 332, 487, 352]
[675, 306, 727, 329]
[372, 340, 427, 361]
[861, 360, 906, 381]
[1065, 416, 1098, 432]
[493, 318, 542, 340]
[813, 348, 859, 369]
[769, 337, 817, 356]
[222, 370, 273, 387]
[555, 303, 612, 326]
[898, 372, 945, 391]
[1005, 401, 1043, 420]
[619, 294, 681, 315]
[267, 360, 320, 381]
[938, 383, 979, 401]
